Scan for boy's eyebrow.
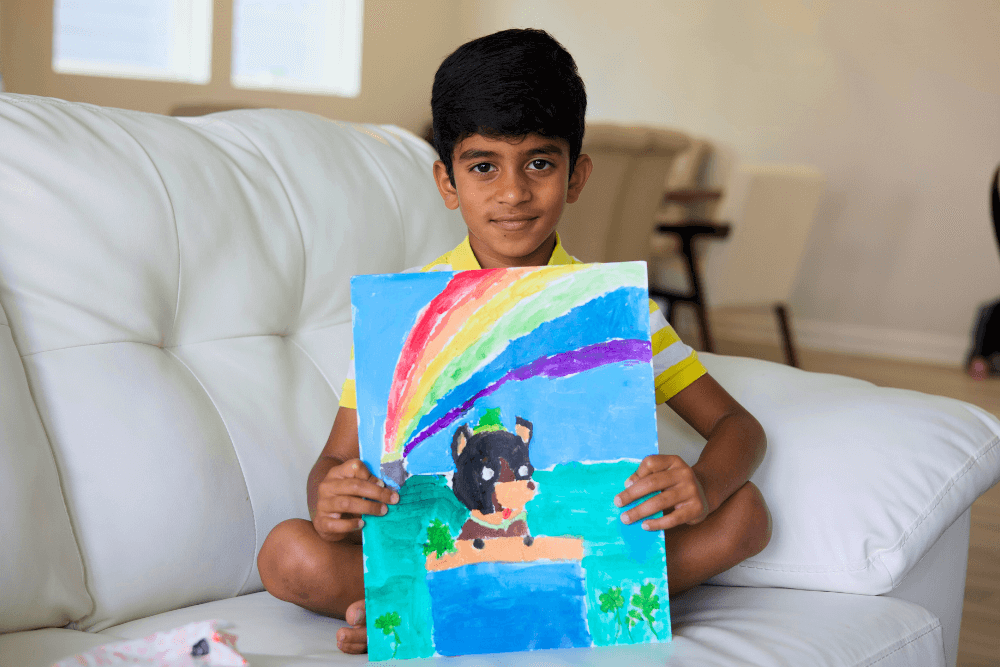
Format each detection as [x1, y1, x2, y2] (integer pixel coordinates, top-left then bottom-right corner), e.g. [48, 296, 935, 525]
[457, 148, 500, 161]
[526, 143, 567, 157]
[456, 143, 567, 162]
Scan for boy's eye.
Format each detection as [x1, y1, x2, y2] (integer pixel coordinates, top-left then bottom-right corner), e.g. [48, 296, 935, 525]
[471, 163, 495, 173]
[528, 159, 552, 170]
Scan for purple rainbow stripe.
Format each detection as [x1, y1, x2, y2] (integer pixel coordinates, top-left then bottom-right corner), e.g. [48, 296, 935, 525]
[401, 338, 652, 457]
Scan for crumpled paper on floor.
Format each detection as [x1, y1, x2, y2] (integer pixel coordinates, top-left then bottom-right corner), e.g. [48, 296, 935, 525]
[52, 620, 247, 667]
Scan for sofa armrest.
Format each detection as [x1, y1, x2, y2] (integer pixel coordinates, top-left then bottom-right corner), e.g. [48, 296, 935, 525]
[656, 353, 1000, 596]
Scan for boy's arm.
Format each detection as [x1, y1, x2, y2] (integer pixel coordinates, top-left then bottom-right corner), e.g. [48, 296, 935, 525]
[307, 406, 359, 518]
[666, 374, 766, 515]
[616, 374, 766, 530]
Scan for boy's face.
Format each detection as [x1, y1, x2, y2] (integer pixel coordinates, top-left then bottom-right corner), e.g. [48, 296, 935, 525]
[433, 133, 592, 269]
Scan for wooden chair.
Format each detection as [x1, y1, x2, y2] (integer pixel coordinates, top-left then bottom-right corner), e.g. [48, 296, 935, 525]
[653, 164, 825, 367]
[649, 218, 730, 354]
[647, 138, 725, 351]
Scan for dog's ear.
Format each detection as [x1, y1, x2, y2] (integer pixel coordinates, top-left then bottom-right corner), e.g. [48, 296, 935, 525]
[452, 424, 472, 460]
[515, 417, 532, 445]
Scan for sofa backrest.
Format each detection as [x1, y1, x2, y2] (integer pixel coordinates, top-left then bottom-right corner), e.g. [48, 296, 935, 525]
[0, 94, 464, 632]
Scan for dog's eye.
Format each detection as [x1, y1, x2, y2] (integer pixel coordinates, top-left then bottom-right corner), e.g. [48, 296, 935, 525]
[481, 467, 495, 481]
[518, 465, 529, 477]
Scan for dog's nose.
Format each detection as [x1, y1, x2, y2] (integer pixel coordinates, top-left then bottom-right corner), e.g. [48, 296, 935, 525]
[527, 481, 536, 491]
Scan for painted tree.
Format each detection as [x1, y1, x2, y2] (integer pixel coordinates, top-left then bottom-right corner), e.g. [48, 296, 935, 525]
[630, 582, 661, 640]
[422, 518, 457, 559]
[598, 586, 633, 641]
[374, 611, 402, 658]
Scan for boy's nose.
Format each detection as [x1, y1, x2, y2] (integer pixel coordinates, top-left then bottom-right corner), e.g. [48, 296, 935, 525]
[497, 171, 531, 204]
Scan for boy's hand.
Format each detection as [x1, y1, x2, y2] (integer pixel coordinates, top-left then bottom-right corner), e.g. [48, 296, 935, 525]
[614, 455, 710, 531]
[313, 459, 399, 542]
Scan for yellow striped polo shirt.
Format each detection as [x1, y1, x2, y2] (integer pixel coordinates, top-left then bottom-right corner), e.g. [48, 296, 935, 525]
[339, 235, 705, 409]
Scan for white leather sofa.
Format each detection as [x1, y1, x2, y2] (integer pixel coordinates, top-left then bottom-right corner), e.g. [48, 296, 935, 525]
[2, 94, 999, 667]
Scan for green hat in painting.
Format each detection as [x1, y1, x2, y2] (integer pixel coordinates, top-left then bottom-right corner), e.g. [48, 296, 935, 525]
[473, 407, 505, 434]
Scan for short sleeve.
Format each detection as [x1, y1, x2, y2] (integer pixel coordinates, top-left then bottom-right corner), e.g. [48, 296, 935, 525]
[649, 301, 706, 402]
[339, 352, 357, 410]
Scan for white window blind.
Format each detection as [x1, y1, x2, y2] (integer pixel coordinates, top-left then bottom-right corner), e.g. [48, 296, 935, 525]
[53, 0, 213, 84]
[231, 0, 363, 97]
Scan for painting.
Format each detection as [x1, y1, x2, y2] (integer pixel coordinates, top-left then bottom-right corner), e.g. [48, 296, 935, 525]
[350, 262, 670, 660]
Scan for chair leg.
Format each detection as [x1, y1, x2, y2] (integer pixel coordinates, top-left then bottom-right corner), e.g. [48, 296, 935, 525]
[679, 235, 715, 353]
[774, 303, 799, 368]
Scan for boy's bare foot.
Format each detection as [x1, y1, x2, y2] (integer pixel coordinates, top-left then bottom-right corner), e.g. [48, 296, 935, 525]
[336, 600, 367, 654]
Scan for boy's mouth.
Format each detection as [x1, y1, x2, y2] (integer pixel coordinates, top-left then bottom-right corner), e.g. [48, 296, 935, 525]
[490, 216, 538, 231]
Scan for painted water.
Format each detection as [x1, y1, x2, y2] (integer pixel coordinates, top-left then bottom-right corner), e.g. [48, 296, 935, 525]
[427, 561, 590, 654]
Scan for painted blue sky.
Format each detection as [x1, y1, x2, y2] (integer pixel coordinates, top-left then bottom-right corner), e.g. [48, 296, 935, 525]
[351, 269, 659, 478]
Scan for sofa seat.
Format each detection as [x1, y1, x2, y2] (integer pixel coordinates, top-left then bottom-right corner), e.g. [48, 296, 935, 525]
[0, 585, 942, 667]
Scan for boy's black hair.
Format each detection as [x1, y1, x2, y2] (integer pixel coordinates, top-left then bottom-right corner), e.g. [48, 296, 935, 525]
[431, 28, 587, 185]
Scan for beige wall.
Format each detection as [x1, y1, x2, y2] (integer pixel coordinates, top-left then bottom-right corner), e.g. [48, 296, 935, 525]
[0, 0, 464, 134]
[459, 0, 1000, 363]
[2, 1, 998, 362]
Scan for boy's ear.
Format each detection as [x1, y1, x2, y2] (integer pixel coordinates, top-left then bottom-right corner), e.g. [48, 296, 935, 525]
[433, 160, 461, 210]
[565, 153, 593, 204]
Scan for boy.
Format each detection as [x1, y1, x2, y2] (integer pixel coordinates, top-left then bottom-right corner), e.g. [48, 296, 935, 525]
[258, 28, 770, 655]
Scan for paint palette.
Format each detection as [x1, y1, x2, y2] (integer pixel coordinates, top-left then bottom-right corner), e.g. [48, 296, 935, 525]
[351, 262, 671, 660]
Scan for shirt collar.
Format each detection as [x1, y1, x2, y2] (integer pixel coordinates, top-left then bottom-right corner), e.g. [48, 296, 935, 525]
[450, 233, 575, 270]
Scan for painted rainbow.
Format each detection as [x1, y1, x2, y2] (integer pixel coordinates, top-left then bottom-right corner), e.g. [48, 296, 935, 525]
[379, 262, 652, 485]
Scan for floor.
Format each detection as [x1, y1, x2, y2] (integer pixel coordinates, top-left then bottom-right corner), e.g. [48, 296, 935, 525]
[708, 337, 1000, 667]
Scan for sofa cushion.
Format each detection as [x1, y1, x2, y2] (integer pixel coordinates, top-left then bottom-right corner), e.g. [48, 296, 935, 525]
[0, 94, 464, 631]
[0, 304, 92, 632]
[656, 353, 1000, 595]
[0, 629, 116, 667]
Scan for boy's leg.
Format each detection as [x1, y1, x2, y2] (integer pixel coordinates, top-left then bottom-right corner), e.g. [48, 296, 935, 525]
[258, 519, 367, 652]
[663, 481, 771, 595]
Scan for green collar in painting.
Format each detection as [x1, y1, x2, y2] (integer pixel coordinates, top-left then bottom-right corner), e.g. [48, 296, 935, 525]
[469, 509, 527, 532]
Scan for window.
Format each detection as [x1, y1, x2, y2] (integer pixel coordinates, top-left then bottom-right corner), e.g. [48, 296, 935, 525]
[231, 0, 363, 97]
[53, 0, 213, 84]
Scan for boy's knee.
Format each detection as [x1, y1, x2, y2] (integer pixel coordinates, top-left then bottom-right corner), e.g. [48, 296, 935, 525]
[728, 482, 771, 561]
[259, 519, 340, 602]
